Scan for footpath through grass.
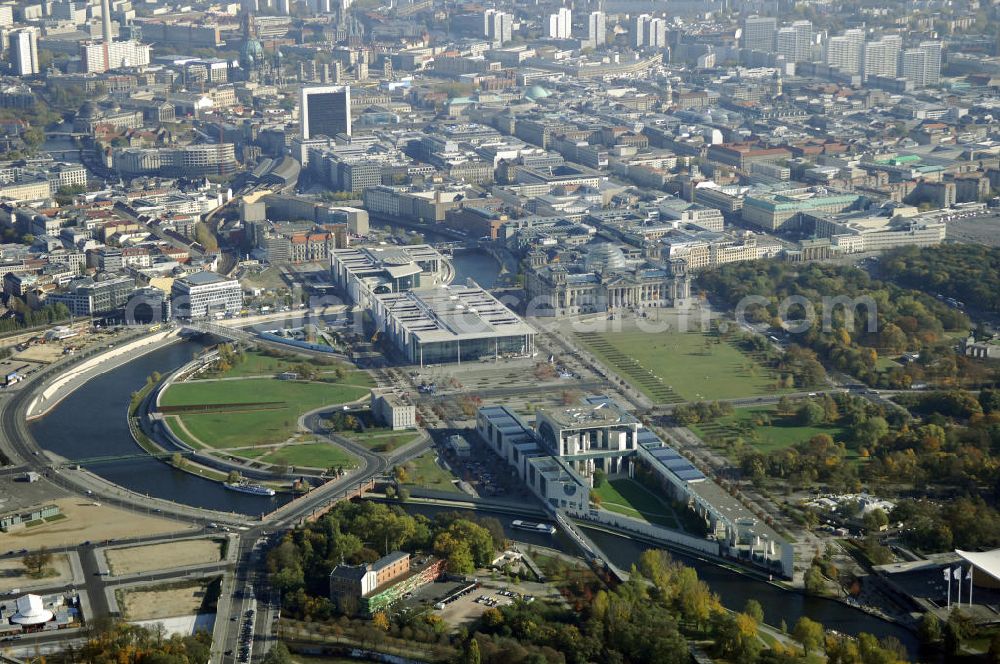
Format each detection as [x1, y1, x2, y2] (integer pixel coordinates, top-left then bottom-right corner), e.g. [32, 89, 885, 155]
[161, 378, 370, 448]
[199, 350, 373, 387]
[593, 478, 679, 529]
[341, 428, 423, 452]
[576, 329, 781, 403]
[259, 443, 357, 469]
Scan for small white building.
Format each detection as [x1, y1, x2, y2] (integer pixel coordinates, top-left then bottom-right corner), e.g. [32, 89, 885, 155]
[370, 389, 416, 431]
[11, 594, 53, 626]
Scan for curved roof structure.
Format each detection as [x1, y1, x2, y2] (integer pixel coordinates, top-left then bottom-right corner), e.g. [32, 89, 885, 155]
[584, 242, 627, 273]
[11, 594, 53, 626]
[956, 549, 1000, 582]
[525, 85, 551, 100]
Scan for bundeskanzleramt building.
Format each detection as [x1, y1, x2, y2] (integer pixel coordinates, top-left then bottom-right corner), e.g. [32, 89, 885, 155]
[476, 405, 590, 512]
[478, 395, 796, 578]
[170, 271, 242, 319]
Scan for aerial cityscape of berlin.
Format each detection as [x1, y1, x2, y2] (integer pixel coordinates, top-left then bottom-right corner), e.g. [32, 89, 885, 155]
[0, 0, 998, 661]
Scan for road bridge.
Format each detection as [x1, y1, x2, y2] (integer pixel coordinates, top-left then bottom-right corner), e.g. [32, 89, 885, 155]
[44, 149, 83, 160]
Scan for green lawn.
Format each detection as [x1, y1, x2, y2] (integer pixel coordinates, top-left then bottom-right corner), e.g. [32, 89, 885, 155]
[342, 428, 422, 452]
[226, 447, 271, 460]
[161, 379, 370, 448]
[241, 267, 288, 290]
[690, 406, 847, 455]
[203, 350, 373, 386]
[576, 329, 782, 403]
[167, 416, 206, 449]
[593, 478, 679, 528]
[161, 378, 368, 408]
[260, 443, 358, 469]
[400, 451, 463, 493]
[875, 356, 902, 372]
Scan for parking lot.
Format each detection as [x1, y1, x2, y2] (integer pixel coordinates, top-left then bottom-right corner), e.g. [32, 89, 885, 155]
[435, 434, 526, 499]
[395, 574, 554, 626]
[0, 324, 140, 390]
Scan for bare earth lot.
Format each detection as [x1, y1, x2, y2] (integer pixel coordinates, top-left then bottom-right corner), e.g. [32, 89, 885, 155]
[106, 539, 224, 576]
[0, 554, 72, 593]
[1, 498, 194, 550]
[120, 583, 211, 621]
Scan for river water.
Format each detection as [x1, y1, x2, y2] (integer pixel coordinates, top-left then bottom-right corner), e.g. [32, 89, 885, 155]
[25, 250, 497, 517]
[449, 249, 500, 288]
[42, 123, 83, 164]
[370, 218, 501, 289]
[397, 503, 919, 654]
[28, 340, 290, 516]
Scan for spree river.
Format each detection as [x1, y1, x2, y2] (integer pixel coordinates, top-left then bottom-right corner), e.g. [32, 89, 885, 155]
[450, 249, 500, 288]
[29, 340, 290, 516]
[397, 503, 919, 655]
[370, 218, 502, 289]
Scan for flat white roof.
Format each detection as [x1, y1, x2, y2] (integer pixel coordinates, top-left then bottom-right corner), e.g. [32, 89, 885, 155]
[377, 286, 535, 343]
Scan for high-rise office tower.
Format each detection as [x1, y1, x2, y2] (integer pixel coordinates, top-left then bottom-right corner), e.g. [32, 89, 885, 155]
[863, 35, 901, 80]
[548, 7, 571, 39]
[900, 41, 942, 87]
[824, 28, 864, 74]
[918, 41, 942, 86]
[300, 85, 351, 139]
[587, 11, 606, 46]
[81, 39, 151, 72]
[633, 14, 649, 48]
[645, 17, 667, 48]
[484, 9, 512, 45]
[9, 28, 38, 76]
[900, 48, 928, 87]
[742, 16, 777, 52]
[776, 21, 811, 62]
[776, 27, 795, 59]
[633, 14, 666, 48]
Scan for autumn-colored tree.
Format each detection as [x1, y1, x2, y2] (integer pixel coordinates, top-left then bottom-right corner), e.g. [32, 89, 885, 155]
[793, 616, 825, 655]
[22, 547, 52, 578]
[372, 611, 390, 631]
